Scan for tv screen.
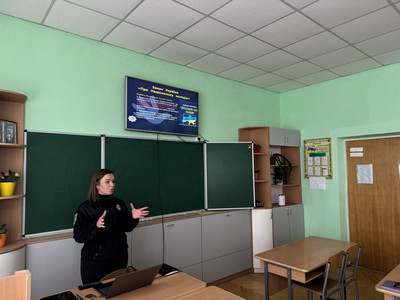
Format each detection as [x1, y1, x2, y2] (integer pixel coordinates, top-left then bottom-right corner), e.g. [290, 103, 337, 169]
[125, 76, 199, 136]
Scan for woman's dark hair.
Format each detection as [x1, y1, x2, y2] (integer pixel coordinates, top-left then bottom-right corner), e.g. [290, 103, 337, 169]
[87, 169, 114, 202]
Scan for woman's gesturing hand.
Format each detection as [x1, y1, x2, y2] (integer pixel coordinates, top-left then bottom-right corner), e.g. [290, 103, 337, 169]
[97, 210, 107, 228]
[130, 204, 149, 219]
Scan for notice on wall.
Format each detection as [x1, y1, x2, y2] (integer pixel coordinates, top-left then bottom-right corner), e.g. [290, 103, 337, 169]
[309, 176, 326, 190]
[304, 137, 332, 179]
[357, 164, 373, 184]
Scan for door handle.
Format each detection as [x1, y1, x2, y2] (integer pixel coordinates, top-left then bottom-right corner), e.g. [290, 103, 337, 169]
[165, 224, 175, 227]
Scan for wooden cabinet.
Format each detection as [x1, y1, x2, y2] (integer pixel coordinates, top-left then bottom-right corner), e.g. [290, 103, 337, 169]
[272, 204, 304, 247]
[269, 127, 300, 147]
[238, 126, 302, 208]
[0, 89, 27, 255]
[238, 127, 271, 208]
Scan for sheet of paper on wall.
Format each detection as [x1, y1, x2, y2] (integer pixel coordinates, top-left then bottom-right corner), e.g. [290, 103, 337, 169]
[322, 156, 328, 166]
[322, 166, 328, 176]
[308, 167, 314, 176]
[309, 176, 326, 190]
[357, 164, 373, 184]
[314, 157, 321, 165]
[314, 167, 321, 176]
[307, 157, 313, 166]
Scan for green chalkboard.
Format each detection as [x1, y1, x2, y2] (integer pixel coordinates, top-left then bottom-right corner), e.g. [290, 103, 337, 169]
[25, 132, 252, 235]
[25, 132, 101, 235]
[105, 137, 204, 216]
[205, 142, 255, 209]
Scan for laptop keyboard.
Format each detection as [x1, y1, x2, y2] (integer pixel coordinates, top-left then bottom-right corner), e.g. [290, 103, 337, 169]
[97, 282, 112, 296]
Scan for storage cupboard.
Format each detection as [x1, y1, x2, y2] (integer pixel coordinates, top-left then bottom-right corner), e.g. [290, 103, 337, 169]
[0, 89, 27, 275]
[272, 204, 304, 247]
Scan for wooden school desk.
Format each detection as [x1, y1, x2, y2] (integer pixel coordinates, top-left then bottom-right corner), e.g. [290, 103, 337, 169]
[255, 236, 356, 300]
[376, 264, 400, 300]
[35, 272, 242, 300]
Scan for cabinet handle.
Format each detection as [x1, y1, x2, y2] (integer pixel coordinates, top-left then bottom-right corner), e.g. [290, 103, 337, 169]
[165, 224, 175, 227]
[289, 208, 292, 216]
[225, 214, 231, 217]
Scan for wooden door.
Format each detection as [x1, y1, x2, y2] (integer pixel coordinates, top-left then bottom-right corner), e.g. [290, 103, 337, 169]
[346, 137, 400, 272]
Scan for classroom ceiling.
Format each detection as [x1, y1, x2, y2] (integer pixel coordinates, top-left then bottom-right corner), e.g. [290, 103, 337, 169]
[2, 0, 400, 93]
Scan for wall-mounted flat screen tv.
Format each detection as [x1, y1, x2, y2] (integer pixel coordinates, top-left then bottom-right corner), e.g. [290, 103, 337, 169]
[125, 76, 199, 136]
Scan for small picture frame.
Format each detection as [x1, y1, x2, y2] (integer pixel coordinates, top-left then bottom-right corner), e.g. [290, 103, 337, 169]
[0, 119, 17, 144]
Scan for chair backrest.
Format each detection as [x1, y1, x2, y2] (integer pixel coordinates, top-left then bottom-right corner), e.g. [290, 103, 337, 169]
[0, 270, 31, 300]
[346, 245, 361, 266]
[326, 250, 346, 273]
[322, 251, 346, 294]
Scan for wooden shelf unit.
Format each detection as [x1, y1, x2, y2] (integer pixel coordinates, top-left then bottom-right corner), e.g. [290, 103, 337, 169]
[0, 89, 27, 253]
[238, 127, 272, 208]
[238, 126, 302, 208]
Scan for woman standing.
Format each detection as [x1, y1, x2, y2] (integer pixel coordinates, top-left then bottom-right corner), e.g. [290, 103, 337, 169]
[73, 169, 149, 284]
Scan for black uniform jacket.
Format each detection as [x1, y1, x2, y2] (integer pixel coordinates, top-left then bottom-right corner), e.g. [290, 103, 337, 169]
[73, 195, 139, 261]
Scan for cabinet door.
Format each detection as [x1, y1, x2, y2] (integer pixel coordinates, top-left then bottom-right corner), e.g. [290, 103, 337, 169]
[285, 129, 300, 147]
[272, 206, 290, 247]
[288, 204, 305, 242]
[252, 209, 273, 269]
[164, 217, 202, 269]
[269, 127, 300, 146]
[131, 223, 163, 270]
[269, 127, 286, 146]
[202, 210, 251, 261]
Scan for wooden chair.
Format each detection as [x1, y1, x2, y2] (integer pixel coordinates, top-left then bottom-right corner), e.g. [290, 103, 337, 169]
[292, 251, 347, 300]
[0, 270, 31, 300]
[342, 245, 361, 300]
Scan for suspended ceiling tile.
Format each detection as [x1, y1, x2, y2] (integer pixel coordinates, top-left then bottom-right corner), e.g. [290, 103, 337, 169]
[309, 46, 367, 69]
[301, 0, 389, 28]
[284, 0, 318, 9]
[295, 70, 339, 85]
[68, 0, 141, 19]
[374, 49, 400, 65]
[218, 64, 265, 82]
[329, 58, 381, 76]
[176, 17, 244, 51]
[188, 53, 240, 74]
[125, 0, 203, 37]
[215, 36, 276, 63]
[355, 29, 400, 56]
[0, 0, 52, 23]
[244, 73, 287, 88]
[174, 0, 230, 14]
[104, 22, 169, 54]
[332, 7, 400, 44]
[284, 31, 348, 59]
[252, 12, 324, 48]
[266, 80, 305, 93]
[273, 61, 323, 79]
[150, 39, 208, 65]
[211, 0, 294, 33]
[248, 50, 302, 72]
[44, 0, 119, 40]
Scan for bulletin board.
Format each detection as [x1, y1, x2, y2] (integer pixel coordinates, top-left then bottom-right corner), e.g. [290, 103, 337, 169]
[304, 138, 332, 179]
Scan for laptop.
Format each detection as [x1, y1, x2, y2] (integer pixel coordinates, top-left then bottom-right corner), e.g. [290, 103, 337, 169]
[94, 264, 162, 298]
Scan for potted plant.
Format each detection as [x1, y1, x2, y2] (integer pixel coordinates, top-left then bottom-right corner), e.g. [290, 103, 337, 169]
[271, 153, 292, 185]
[0, 224, 7, 248]
[253, 144, 261, 153]
[0, 170, 20, 196]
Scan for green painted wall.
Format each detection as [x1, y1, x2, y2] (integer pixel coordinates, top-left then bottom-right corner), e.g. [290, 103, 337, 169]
[0, 14, 280, 141]
[281, 63, 400, 240]
[5, 12, 399, 242]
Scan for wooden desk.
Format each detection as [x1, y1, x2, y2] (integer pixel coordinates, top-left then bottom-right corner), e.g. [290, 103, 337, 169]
[255, 236, 356, 300]
[376, 264, 400, 300]
[35, 272, 206, 300]
[175, 286, 244, 299]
